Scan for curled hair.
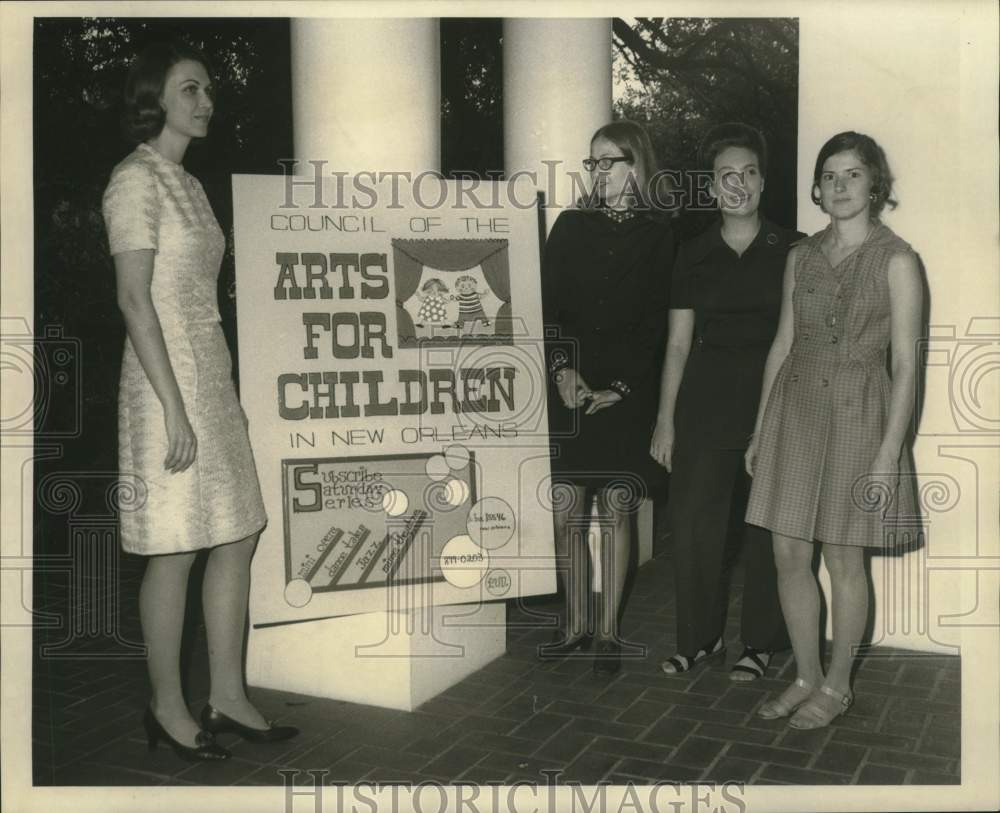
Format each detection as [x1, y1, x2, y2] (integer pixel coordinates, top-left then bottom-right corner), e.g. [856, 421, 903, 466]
[580, 119, 679, 216]
[121, 40, 213, 143]
[698, 122, 769, 177]
[810, 131, 898, 217]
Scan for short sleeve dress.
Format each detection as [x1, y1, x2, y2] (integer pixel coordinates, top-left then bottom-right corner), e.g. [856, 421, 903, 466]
[671, 218, 804, 451]
[542, 208, 675, 491]
[103, 142, 267, 555]
[746, 222, 919, 548]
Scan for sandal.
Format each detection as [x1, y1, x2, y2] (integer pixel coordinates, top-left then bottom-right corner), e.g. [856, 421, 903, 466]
[757, 677, 813, 719]
[660, 636, 725, 675]
[729, 646, 773, 682]
[789, 684, 853, 730]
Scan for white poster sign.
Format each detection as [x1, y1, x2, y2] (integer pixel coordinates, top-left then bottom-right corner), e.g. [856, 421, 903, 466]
[233, 173, 557, 624]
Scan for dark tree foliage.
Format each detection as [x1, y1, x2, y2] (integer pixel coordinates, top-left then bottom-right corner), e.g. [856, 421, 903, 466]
[33, 17, 292, 485]
[613, 17, 799, 239]
[440, 18, 503, 177]
[438, 17, 799, 238]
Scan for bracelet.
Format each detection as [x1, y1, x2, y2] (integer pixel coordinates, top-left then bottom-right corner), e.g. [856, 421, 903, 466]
[609, 380, 631, 398]
[548, 349, 570, 376]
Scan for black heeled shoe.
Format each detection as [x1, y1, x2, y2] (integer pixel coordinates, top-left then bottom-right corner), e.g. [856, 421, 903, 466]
[537, 630, 594, 659]
[592, 640, 622, 676]
[200, 704, 300, 743]
[143, 707, 230, 762]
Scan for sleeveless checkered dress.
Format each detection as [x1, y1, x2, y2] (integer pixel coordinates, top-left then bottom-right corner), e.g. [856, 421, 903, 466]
[746, 223, 919, 548]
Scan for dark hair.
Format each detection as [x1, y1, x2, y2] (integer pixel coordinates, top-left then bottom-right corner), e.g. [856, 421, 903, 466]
[421, 277, 447, 293]
[699, 122, 769, 177]
[122, 40, 213, 143]
[810, 131, 897, 217]
[580, 119, 678, 215]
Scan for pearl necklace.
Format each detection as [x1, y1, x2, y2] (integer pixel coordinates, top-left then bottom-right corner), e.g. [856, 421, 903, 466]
[599, 206, 635, 224]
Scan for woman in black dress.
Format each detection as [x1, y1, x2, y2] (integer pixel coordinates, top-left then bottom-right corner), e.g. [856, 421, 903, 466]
[650, 123, 797, 680]
[542, 120, 676, 675]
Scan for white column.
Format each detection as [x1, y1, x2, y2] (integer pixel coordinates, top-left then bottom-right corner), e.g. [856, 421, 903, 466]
[291, 18, 440, 172]
[503, 18, 613, 233]
[249, 18, 505, 712]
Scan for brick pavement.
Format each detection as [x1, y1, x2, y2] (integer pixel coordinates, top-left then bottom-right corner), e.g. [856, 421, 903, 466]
[32, 542, 961, 787]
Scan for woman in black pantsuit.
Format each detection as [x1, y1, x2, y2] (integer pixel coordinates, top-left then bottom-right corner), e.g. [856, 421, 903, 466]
[542, 120, 676, 676]
[650, 123, 797, 680]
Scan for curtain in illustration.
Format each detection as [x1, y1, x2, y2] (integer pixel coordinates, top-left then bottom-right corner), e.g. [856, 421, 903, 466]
[391, 238, 512, 345]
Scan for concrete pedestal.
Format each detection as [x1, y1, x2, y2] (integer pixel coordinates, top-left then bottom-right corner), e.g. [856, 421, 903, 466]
[248, 602, 506, 711]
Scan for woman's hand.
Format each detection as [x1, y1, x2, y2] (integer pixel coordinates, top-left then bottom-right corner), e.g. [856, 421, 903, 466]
[555, 368, 591, 409]
[163, 406, 197, 473]
[583, 389, 622, 415]
[649, 420, 674, 471]
[744, 434, 758, 477]
[867, 449, 900, 503]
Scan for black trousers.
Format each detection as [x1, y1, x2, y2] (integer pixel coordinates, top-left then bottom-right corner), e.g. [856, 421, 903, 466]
[668, 444, 790, 655]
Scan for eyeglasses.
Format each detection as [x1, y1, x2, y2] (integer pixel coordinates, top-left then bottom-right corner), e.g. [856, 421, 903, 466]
[582, 156, 631, 172]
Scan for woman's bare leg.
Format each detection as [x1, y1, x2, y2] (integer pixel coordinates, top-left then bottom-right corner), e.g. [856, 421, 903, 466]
[140, 550, 200, 745]
[202, 533, 268, 727]
[819, 544, 867, 693]
[786, 543, 867, 726]
[762, 533, 823, 712]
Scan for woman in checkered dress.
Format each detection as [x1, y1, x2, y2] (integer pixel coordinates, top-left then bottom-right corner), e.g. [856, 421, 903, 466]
[745, 132, 922, 729]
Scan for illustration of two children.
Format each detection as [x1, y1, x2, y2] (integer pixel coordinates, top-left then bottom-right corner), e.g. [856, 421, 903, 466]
[415, 276, 490, 328]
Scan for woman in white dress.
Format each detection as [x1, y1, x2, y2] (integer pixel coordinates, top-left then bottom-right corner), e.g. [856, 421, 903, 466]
[103, 41, 297, 762]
